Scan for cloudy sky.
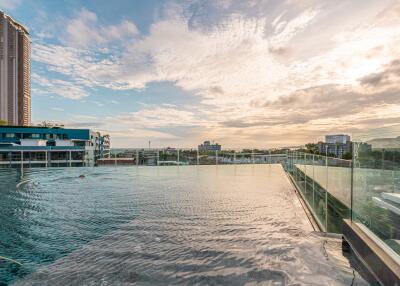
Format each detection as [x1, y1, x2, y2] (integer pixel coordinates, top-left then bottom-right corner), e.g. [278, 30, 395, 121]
[2, 0, 399, 148]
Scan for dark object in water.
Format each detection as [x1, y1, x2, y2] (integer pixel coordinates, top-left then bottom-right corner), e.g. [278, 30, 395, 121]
[79, 175, 85, 179]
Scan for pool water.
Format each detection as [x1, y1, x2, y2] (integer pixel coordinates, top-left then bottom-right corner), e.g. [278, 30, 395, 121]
[0, 165, 367, 285]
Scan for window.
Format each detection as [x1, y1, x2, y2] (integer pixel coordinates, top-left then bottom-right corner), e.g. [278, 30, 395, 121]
[5, 133, 15, 138]
[31, 134, 40, 139]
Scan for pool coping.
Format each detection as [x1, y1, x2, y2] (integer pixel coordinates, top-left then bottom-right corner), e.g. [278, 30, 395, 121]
[342, 219, 400, 286]
[283, 167, 321, 232]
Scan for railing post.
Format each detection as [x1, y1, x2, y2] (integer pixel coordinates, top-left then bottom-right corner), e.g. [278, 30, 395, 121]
[312, 154, 315, 209]
[136, 150, 139, 166]
[46, 150, 48, 168]
[215, 150, 218, 165]
[293, 151, 298, 183]
[350, 157, 354, 222]
[233, 152, 236, 165]
[325, 154, 328, 231]
[304, 153, 307, 193]
[197, 148, 199, 165]
[177, 149, 180, 165]
[69, 150, 72, 167]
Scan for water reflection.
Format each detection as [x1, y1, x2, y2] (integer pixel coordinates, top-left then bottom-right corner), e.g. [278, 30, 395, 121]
[0, 165, 367, 285]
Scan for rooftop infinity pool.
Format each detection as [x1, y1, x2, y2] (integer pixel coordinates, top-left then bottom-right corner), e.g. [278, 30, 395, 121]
[0, 165, 367, 285]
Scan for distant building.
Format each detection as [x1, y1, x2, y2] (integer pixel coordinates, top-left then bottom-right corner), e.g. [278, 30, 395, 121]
[198, 141, 221, 152]
[325, 134, 351, 144]
[0, 11, 31, 126]
[0, 126, 109, 167]
[318, 134, 351, 158]
[100, 134, 110, 158]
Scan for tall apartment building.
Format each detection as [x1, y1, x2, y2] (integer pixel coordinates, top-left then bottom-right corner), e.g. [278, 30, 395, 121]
[0, 11, 31, 126]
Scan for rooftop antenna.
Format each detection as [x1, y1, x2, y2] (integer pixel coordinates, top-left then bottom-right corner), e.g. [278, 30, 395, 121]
[148, 140, 151, 150]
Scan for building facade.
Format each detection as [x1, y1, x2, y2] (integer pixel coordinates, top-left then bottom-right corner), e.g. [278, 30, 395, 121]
[325, 134, 351, 144]
[0, 11, 31, 126]
[318, 134, 351, 158]
[0, 126, 110, 167]
[198, 141, 221, 152]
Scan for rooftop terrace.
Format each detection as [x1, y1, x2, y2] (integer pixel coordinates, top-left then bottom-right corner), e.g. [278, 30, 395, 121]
[1, 124, 400, 285]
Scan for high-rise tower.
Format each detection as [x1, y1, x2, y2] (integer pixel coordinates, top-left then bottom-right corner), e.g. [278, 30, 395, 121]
[0, 11, 31, 126]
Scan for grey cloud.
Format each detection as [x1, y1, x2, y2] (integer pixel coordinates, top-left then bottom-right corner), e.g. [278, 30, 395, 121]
[220, 111, 311, 128]
[268, 46, 289, 56]
[67, 122, 105, 128]
[359, 59, 400, 87]
[359, 73, 384, 86]
[221, 118, 290, 128]
[250, 80, 400, 126]
[209, 86, 224, 94]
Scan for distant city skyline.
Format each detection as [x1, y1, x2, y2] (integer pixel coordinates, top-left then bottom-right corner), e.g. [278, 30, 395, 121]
[1, 0, 399, 148]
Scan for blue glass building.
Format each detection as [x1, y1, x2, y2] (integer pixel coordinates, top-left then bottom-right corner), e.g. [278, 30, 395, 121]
[0, 126, 110, 167]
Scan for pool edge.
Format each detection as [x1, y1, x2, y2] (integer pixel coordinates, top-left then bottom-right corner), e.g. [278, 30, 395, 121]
[342, 219, 400, 286]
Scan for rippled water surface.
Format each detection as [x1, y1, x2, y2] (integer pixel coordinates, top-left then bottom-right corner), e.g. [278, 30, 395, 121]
[0, 165, 367, 285]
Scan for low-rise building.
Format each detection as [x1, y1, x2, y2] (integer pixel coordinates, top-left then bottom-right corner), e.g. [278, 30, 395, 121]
[0, 126, 109, 167]
[198, 141, 221, 152]
[325, 134, 351, 144]
[318, 134, 351, 158]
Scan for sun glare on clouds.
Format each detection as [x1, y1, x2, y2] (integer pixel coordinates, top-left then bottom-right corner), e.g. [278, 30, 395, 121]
[29, 0, 400, 148]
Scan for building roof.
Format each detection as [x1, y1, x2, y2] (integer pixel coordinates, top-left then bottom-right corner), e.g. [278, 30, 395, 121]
[0, 126, 92, 140]
[0, 11, 29, 35]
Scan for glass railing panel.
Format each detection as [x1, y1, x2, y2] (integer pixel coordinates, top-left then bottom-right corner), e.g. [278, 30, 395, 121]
[288, 152, 352, 233]
[303, 154, 314, 206]
[197, 151, 217, 165]
[232, 152, 252, 164]
[311, 154, 328, 230]
[326, 157, 351, 233]
[217, 151, 236, 164]
[353, 124, 400, 259]
[177, 149, 197, 165]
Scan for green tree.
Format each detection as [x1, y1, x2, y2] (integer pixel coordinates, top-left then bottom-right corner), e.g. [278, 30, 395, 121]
[305, 143, 319, 154]
[342, 152, 352, 160]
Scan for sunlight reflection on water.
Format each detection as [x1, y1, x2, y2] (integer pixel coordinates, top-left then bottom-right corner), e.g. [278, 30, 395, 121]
[0, 165, 367, 285]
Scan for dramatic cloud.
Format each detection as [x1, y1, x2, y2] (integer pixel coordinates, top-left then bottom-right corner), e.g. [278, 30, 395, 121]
[30, 0, 400, 147]
[359, 59, 400, 88]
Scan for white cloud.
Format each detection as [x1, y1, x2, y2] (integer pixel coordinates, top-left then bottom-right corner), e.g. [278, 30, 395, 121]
[31, 2, 400, 147]
[106, 129, 179, 140]
[107, 107, 203, 128]
[269, 9, 318, 50]
[51, 107, 64, 112]
[0, 0, 20, 10]
[62, 8, 139, 48]
[32, 73, 87, 99]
